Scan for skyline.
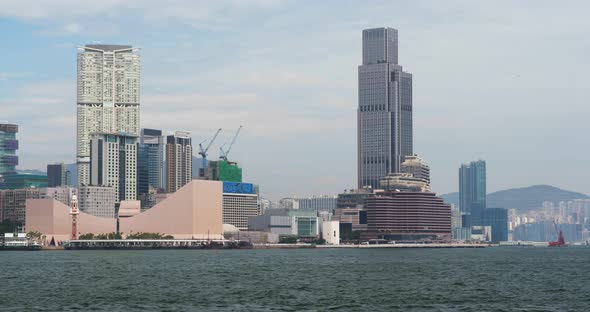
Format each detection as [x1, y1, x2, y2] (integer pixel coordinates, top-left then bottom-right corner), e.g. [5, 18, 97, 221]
[1, 1, 590, 200]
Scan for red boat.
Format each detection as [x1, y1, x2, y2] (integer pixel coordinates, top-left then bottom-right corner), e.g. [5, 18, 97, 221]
[548, 222, 566, 247]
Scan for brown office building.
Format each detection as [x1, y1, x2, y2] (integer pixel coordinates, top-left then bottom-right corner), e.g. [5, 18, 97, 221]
[364, 191, 451, 241]
[166, 131, 193, 193]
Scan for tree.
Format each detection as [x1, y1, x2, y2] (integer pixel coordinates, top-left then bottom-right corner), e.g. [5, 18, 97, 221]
[78, 233, 95, 240]
[26, 231, 42, 241]
[279, 236, 298, 244]
[126, 232, 174, 239]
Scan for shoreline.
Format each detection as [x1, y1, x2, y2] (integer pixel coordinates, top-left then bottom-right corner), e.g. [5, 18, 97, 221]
[34, 242, 491, 250]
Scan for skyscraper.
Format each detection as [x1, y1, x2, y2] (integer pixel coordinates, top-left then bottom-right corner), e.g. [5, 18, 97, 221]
[0, 123, 18, 178]
[89, 133, 138, 202]
[138, 129, 166, 195]
[76, 44, 140, 188]
[358, 27, 413, 189]
[165, 131, 193, 193]
[47, 163, 68, 187]
[459, 160, 486, 227]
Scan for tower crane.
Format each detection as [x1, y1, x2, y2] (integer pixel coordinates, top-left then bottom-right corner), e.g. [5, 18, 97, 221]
[220, 126, 243, 163]
[198, 128, 222, 168]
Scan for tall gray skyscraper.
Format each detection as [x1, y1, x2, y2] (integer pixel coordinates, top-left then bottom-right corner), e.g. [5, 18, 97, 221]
[358, 27, 413, 189]
[76, 44, 140, 188]
[459, 160, 486, 227]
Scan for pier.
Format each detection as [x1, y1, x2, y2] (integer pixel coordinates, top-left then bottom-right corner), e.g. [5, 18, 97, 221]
[64, 239, 253, 250]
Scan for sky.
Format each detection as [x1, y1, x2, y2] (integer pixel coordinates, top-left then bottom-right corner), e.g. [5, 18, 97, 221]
[1, 0, 589, 200]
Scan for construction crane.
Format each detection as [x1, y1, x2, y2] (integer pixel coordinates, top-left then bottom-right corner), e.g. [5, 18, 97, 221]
[198, 128, 222, 168]
[220, 125, 243, 162]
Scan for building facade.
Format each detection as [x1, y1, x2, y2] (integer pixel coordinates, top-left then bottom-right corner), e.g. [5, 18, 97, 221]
[47, 163, 68, 187]
[2, 174, 48, 190]
[89, 133, 138, 202]
[337, 188, 377, 210]
[400, 155, 430, 183]
[248, 212, 320, 238]
[358, 27, 413, 189]
[40, 187, 78, 207]
[78, 185, 117, 218]
[459, 160, 487, 227]
[365, 191, 451, 241]
[322, 220, 340, 245]
[223, 182, 259, 230]
[165, 131, 192, 193]
[77, 44, 140, 188]
[293, 195, 337, 213]
[0, 123, 18, 179]
[379, 173, 431, 192]
[333, 207, 368, 232]
[0, 188, 41, 229]
[482, 208, 508, 243]
[138, 128, 166, 197]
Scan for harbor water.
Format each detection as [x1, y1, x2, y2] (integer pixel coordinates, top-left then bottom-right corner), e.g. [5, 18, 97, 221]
[1, 247, 589, 311]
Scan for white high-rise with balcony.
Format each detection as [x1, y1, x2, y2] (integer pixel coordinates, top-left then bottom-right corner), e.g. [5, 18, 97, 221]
[76, 44, 140, 187]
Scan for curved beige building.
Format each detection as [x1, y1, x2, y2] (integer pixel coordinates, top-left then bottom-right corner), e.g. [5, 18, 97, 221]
[26, 180, 223, 242]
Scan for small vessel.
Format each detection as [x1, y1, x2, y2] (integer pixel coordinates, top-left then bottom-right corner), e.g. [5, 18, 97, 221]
[548, 222, 566, 247]
[1, 233, 42, 251]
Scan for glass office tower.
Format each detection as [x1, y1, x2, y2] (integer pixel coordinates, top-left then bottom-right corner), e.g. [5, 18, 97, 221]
[459, 160, 487, 227]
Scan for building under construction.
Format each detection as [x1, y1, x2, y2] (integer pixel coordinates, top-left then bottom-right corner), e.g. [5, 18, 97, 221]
[199, 160, 242, 183]
[197, 126, 244, 183]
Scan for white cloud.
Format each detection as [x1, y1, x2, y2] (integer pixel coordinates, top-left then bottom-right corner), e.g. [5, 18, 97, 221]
[4, 1, 590, 198]
[0, 72, 37, 81]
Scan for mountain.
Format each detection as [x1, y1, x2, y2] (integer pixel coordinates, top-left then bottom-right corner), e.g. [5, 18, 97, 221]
[440, 192, 459, 206]
[16, 169, 46, 175]
[441, 185, 590, 211]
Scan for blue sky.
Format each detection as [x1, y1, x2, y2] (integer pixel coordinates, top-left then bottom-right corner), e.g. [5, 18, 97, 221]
[1, 0, 589, 200]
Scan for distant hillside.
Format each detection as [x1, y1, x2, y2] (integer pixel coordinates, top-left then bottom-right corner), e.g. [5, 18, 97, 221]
[441, 185, 590, 211]
[16, 169, 46, 175]
[440, 192, 459, 206]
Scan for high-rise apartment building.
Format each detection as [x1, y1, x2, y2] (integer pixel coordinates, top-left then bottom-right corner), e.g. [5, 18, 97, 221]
[78, 185, 117, 218]
[76, 44, 140, 188]
[358, 27, 413, 189]
[47, 163, 68, 187]
[138, 129, 166, 194]
[165, 131, 192, 193]
[89, 133, 138, 202]
[0, 123, 18, 179]
[459, 160, 487, 227]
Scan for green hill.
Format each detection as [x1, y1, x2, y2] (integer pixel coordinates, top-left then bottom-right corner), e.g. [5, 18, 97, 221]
[441, 185, 589, 211]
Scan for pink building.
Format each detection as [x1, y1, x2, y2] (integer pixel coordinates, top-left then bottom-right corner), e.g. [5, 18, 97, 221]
[26, 180, 224, 242]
